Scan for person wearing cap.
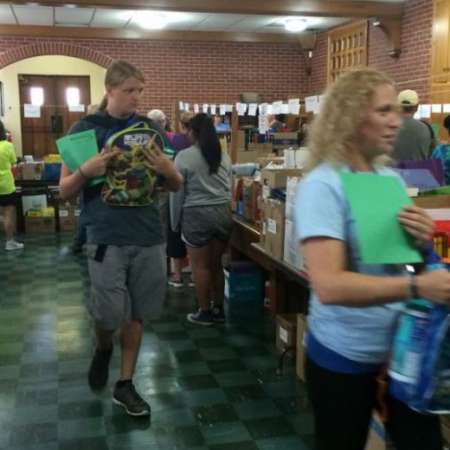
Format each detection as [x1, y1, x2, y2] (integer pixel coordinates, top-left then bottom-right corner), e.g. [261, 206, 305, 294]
[392, 89, 435, 161]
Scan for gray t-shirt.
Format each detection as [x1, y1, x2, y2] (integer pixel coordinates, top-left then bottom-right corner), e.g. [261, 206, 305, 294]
[170, 145, 231, 230]
[68, 112, 167, 246]
[393, 117, 433, 161]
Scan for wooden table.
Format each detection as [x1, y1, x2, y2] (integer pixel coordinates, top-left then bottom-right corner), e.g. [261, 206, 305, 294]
[230, 215, 309, 314]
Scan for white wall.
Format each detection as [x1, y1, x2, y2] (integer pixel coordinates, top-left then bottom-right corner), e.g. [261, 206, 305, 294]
[0, 55, 106, 156]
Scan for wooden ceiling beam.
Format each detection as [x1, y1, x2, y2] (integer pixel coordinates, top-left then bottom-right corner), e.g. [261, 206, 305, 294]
[1, 0, 404, 19]
[0, 24, 299, 43]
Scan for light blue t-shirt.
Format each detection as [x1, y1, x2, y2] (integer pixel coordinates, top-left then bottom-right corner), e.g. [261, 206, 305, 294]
[295, 162, 405, 364]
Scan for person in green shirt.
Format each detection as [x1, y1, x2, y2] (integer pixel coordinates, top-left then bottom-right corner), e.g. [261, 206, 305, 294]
[0, 120, 23, 251]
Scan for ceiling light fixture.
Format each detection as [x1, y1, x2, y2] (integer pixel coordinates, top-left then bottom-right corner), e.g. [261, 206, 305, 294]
[134, 11, 170, 30]
[284, 18, 307, 33]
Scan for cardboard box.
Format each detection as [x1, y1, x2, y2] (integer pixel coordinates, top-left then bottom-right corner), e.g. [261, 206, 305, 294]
[296, 314, 307, 382]
[285, 176, 301, 221]
[248, 143, 273, 154]
[261, 168, 303, 199]
[272, 132, 298, 150]
[58, 205, 78, 231]
[236, 150, 258, 164]
[25, 215, 55, 233]
[242, 179, 262, 224]
[414, 195, 450, 209]
[276, 313, 297, 353]
[284, 219, 304, 270]
[257, 156, 285, 168]
[262, 199, 285, 260]
[21, 162, 45, 180]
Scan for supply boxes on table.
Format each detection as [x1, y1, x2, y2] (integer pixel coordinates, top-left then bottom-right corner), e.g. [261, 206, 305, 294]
[261, 199, 285, 260]
[296, 314, 307, 382]
[58, 201, 79, 231]
[284, 177, 304, 270]
[224, 261, 264, 320]
[276, 313, 297, 354]
[25, 207, 56, 233]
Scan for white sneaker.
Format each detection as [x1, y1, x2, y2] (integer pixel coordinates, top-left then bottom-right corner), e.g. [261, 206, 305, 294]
[5, 240, 24, 251]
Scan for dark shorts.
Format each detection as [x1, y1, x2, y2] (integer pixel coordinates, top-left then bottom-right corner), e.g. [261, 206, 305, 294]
[182, 204, 233, 248]
[0, 191, 17, 207]
[167, 228, 187, 258]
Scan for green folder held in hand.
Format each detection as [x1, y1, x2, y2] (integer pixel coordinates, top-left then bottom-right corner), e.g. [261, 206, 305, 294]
[340, 172, 423, 265]
[56, 129, 104, 186]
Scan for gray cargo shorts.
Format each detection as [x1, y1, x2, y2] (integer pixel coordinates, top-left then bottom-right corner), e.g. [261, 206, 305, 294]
[86, 244, 167, 330]
[182, 204, 233, 248]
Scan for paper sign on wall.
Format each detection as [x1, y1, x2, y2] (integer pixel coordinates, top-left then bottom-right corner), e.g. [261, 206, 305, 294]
[236, 103, 248, 116]
[210, 104, 217, 115]
[225, 105, 233, 113]
[267, 104, 273, 115]
[24, 104, 41, 118]
[179, 101, 184, 111]
[194, 104, 200, 113]
[184, 103, 190, 111]
[432, 104, 442, 114]
[281, 104, 289, 114]
[202, 104, 209, 113]
[220, 104, 227, 115]
[444, 104, 450, 113]
[272, 101, 283, 115]
[419, 104, 432, 119]
[288, 99, 300, 115]
[69, 104, 85, 113]
[248, 103, 258, 116]
[305, 96, 318, 113]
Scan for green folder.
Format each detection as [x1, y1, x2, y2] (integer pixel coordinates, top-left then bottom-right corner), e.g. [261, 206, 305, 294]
[56, 129, 104, 186]
[340, 172, 423, 264]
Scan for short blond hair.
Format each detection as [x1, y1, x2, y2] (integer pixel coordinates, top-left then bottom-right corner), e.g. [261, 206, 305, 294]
[307, 68, 395, 171]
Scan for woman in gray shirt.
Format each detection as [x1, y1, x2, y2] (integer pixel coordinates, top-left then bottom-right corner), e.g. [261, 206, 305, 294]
[170, 113, 233, 325]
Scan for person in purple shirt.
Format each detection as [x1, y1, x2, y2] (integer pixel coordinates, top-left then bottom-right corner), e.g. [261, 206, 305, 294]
[167, 111, 194, 286]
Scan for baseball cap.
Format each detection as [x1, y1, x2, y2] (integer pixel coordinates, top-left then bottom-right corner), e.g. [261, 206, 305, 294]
[398, 89, 419, 106]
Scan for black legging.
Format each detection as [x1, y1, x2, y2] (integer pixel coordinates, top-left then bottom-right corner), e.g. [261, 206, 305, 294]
[305, 356, 443, 450]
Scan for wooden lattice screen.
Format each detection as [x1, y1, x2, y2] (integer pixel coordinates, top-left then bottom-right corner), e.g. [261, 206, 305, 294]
[327, 21, 369, 84]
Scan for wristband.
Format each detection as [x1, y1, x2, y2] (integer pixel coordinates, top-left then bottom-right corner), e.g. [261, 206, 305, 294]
[408, 274, 420, 299]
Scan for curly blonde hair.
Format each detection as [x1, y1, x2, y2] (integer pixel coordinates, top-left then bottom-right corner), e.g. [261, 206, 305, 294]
[307, 68, 395, 171]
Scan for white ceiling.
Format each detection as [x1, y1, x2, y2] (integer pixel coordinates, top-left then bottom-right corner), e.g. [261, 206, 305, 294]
[0, 4, 355, 33]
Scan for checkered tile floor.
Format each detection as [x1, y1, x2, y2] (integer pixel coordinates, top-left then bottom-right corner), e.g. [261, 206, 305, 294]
[0, 233, 313, 450]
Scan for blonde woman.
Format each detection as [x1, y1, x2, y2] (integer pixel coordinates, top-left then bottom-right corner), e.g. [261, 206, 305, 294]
[0, 120, 23, 251]
[60, 60, 182, 416]
[295, 69, 450, 450]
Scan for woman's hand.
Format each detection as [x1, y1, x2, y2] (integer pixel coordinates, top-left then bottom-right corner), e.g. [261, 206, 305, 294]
[79, 148, 119, 178]
[398, 205, 435, 248]
[417, 270, 450, 304]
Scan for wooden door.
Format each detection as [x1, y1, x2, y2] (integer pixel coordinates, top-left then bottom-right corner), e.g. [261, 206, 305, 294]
[431, 0, 450, 84]
[19, 75, 91, 158]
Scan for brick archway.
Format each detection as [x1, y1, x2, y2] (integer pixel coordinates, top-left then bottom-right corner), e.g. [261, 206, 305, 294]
[0, 42, 113, 69]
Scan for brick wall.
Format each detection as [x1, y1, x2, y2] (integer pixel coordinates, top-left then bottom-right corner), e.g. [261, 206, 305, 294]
[0, 0, 433, 110]
[306, 0, 433, 102]
[0, 37, 307, 116]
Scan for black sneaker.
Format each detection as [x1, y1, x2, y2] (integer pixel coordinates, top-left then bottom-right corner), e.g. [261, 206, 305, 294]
[212, 305, 225, 323]
[113, 382, 151, 417]
[88, 347, 112, 390]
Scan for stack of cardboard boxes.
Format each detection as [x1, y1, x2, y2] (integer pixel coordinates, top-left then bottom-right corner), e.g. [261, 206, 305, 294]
[58, 199, 80, 232]
[260, 168, 304, 271]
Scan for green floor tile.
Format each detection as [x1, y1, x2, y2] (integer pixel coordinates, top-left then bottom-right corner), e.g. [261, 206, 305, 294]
[234, 399, 282, 421]
[193, 403, 238, 426]
[244, 416, 295, 440]
[0, 234, 314, 450]
[201, 421, 252, 446]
